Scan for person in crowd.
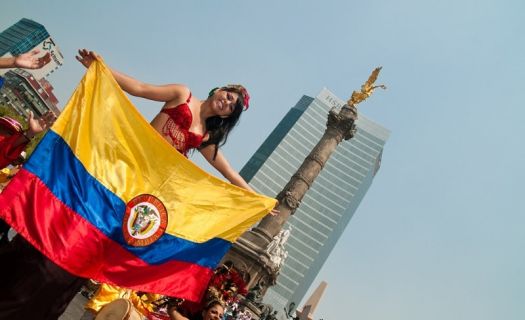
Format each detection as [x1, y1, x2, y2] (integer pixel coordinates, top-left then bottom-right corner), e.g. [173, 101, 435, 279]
[0, 113, 55, 246]
[168, 300, 225, 320]
[0, 47, 55, 169]
[0, 113, 61, 318]
[0, 113, 55, 169]
[0, 49, 66, 318]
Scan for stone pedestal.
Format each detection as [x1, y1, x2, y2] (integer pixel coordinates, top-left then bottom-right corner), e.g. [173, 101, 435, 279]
[222, 229, 278, 289]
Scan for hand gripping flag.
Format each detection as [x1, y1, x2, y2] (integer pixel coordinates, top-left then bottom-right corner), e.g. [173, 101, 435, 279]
[0, 60, 277, 301]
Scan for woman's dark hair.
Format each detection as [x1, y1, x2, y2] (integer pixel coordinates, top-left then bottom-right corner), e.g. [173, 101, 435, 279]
[203, 299, 224, 312]
[196, 300, 224, 320]
[199, 85, 248, 159]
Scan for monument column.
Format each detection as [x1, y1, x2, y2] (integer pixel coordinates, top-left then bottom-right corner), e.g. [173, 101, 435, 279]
[255, 103, 358, 239]
[221, 68, 386, 296]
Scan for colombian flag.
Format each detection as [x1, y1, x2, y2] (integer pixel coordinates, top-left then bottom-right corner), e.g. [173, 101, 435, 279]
[0, 60, 276, 301]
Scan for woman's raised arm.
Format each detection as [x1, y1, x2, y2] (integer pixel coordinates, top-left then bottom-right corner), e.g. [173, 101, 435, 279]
[200, 145, 280, 215]
[76, 49, 187, 102]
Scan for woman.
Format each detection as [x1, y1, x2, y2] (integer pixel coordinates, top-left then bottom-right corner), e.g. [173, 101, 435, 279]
[77, 49, 256, 191]
[168, 300, 224, 320]
[76, 50, 276, 318]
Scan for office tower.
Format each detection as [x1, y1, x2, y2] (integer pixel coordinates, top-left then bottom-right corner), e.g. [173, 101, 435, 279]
[239, 88, 390, 317]
[0, 18, 50, 56]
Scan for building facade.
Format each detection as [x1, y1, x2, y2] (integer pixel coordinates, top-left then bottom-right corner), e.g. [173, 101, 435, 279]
[239, 88, 390, 317]
[0, 69, 60, 116]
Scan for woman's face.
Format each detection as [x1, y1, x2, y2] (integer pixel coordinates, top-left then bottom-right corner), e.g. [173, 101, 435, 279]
[202, 304, 224, 320]
[211, 89, 240, 118]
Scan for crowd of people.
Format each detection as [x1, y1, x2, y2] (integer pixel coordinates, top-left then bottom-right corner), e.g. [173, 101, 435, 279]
[0, 49, 275, 320]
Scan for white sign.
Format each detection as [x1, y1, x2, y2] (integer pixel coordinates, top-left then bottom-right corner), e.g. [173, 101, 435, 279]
[316, 87, 345, 109]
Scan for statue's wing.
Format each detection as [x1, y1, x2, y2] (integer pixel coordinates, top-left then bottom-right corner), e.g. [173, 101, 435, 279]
[362, 67, 382, 91]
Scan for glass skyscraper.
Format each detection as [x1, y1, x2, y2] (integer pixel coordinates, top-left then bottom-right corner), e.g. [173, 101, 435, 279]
[240, 88, 390, 317]
[0, 18, 50, 56]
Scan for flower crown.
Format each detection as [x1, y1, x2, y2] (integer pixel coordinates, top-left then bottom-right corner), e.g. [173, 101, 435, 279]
[239, 88, 250, 111]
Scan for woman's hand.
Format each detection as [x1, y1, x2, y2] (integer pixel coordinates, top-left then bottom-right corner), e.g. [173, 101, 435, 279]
[75, 49, 184, 101]
[268, 201, 280, 216]
[76, 49, 99, 69]
[26, 111, 57, 139]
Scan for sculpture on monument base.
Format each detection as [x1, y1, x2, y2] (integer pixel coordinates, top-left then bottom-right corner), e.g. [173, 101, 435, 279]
[265, 227, 291, 270]
[230, 278, 279, 320]
[245, 278, 265, 304]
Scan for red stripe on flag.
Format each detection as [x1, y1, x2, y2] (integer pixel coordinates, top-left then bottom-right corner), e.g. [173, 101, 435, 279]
[0, 169, 213, 301]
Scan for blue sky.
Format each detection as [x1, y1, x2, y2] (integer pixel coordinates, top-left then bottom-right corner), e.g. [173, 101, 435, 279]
[2, 1, 525, 319]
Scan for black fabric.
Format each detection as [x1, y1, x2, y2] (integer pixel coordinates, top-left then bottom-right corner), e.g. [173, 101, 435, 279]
[0, 219, 9, 245]
[0, 236, 86, 320]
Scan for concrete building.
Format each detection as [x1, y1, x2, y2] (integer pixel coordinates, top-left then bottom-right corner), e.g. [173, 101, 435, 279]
[0, 69, 60, 116]
[295, 281, 327, 320]
[239, 88, 390, 317]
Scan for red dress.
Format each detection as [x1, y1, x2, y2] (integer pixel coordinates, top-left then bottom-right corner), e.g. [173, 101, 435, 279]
[160, 93, 205, 157]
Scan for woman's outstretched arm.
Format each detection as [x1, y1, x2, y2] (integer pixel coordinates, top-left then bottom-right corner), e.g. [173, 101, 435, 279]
[200, 145, 279, 215]
[76, 49, 187, 102]
[199, 145, 253, 191]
